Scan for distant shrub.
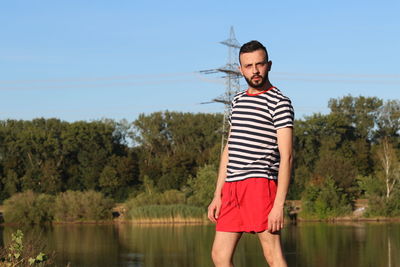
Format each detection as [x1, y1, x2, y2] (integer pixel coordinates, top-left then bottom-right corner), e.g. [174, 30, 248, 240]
[126, 191, 162, 207]
[358, 175, 400, 217]
[126, 189, 186, 208]
[54, 190, 114, 222]
[186, 164, 217, 208]
[127, 204, 205, 222]
[301, 177, 352, 219]
[3, 191, 54, 225]
[159, 190, 186, 205]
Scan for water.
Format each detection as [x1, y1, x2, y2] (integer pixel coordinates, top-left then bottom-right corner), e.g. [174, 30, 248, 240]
[1, 222, 399, 266]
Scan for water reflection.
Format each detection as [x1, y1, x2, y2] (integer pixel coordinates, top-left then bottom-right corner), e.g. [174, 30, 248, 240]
[1, 222, 399, 266]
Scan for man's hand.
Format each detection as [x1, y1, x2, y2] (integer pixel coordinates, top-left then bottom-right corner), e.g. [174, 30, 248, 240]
[267, 206, 284, 233]
[207, 196, 222, 223]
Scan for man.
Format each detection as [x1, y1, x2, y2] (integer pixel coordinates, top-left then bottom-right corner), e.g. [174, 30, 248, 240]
[208, 40, 294, 267]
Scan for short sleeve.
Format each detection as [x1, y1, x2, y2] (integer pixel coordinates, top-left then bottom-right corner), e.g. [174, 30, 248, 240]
[228, 98, 236, 126]
[273, 97, 294, 129]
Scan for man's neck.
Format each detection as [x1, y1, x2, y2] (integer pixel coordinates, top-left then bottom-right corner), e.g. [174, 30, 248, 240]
[247, 82, 273, 95]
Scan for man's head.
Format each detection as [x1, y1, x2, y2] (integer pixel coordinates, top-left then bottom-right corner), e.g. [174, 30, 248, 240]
[239, 40, 271, 90]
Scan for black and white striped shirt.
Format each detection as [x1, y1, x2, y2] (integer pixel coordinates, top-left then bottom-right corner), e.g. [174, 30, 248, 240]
[226, 86, 294, 182]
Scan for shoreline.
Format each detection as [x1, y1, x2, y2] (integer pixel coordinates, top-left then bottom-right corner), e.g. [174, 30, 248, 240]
[1, 216, 400, 227]
[1, 200, 400, 226]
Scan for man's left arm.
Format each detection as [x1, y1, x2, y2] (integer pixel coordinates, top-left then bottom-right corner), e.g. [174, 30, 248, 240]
[267, 127, 293, 233]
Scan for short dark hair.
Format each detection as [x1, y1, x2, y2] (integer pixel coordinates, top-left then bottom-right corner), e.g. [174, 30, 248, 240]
[239, 40, 268, 64]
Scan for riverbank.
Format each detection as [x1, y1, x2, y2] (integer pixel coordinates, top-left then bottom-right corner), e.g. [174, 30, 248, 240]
[112, 200, 400, 224]
[1, 200, 400, 226]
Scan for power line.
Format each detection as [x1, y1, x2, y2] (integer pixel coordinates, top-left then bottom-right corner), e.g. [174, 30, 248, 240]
[200, 26, 242, 155]
[1, 70, 399, 90]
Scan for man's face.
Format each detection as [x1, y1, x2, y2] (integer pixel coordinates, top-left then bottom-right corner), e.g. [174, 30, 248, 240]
[239, 49, 271, 89]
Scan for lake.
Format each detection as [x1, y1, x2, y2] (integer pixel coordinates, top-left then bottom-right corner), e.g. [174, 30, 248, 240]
[1, 222, 399, 266]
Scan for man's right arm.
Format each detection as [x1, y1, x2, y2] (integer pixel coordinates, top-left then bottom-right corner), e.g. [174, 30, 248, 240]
[207, 140, 229, 223]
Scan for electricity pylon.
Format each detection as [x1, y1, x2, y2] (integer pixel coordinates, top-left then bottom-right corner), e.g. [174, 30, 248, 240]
[200, 26, 242, 155]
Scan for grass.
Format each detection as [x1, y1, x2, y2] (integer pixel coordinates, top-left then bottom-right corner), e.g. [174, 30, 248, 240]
[127, 204, 206, 223]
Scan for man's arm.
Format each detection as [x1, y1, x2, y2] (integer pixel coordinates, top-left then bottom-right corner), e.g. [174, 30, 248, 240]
[268, 127, 293, 233]
[207, 139, 229, 223]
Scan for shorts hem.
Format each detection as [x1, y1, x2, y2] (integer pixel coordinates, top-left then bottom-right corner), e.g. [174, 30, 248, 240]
[216, 224, 269, 233]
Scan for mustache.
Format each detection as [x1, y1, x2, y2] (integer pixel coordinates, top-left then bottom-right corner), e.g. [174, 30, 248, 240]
[251, 75, 263, 79]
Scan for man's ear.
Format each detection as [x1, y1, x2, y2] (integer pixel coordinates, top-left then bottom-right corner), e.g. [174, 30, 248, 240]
[268, 61, 272, 71]
[238, 65, 244, 76]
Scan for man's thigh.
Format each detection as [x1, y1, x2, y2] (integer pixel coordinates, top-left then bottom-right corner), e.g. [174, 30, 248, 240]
[257, 230, 285, 260]
[212, 231, 242, 256]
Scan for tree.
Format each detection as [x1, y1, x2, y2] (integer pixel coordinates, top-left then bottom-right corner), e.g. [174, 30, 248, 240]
[376, 137, 400, 199]
[0, 118, 140, 200]
[328, 95, 382, 139]
[186, 164, 218, 208]
[376, 100, 400, 138]
[133, 112, 222, 191]
[99, 155, 139, 200]
[292, 112, 361, 199]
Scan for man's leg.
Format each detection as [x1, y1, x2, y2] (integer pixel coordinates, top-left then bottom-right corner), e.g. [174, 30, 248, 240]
[211, 231, 242, 267]
[257, 230, 287, 267]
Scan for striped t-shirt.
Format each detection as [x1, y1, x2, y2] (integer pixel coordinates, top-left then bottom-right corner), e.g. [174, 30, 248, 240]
[226, 86, 294, 182]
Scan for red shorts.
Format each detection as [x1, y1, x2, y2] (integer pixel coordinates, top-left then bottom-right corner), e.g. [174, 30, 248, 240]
[216, 178, 277, 233]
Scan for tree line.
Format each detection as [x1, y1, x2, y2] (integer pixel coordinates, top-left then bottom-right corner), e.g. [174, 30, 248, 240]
[0, 95, 399, 217]
[293, 96, 400, 217]
[0, 112, 222, 202]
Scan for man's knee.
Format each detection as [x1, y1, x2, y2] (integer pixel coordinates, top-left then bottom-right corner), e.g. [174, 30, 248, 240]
[211, 246, 232, 266]
[258, 231, 287, 267]
[261, 247, 287, 267]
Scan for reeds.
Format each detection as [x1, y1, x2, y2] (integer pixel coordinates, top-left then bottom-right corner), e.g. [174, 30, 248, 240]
[127, 204, 206, 223]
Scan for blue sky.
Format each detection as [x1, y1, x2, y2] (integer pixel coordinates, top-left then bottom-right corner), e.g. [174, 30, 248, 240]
[1, 0, 399, 122]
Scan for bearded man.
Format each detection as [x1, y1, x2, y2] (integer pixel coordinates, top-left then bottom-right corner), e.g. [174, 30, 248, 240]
[208, 40, 294, 267]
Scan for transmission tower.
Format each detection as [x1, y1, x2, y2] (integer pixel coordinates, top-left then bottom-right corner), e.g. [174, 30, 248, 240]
[200, 26, 242, 155]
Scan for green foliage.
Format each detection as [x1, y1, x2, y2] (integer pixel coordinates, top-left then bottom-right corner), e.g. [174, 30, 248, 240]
[133, 112, 222, 191]
[376, 99, 400, 137]
[328, 95, 382, 139]
[126, 192, 161, 207]
[0, 95, 399, 218]
[294, 96, 385, 201]
[186, 164, 217, 208]
[99, 154, 138, 201]
[3, 190, 114, 224]
[125, 188, 186, 208]
[293, 112, 360, 199]
[0, 229, 50, 266]
[301, 177, 352, 219]
[159, 190, 186, 205]
[0, 118, 139, 201]
[3, 191, 54, 225]
[127, 204, 205, 221]
[358, 175, 400, 217]
[2, 170, 19, 200]
[53, 190, 114, 222]
[314, 143, 359, 194]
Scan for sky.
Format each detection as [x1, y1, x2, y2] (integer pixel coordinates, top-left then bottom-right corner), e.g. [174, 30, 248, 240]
[1, 0, 399, 122]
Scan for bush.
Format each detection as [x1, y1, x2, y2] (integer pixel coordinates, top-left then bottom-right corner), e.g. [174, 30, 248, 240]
[53, 190, 114, 222]
[126, 192, 160, 206]
[358, 175, 400, 217]
[3, 191, 54, 225]
[126, 189, 186, 208]
[301, 177, 352, 219]
[159, 189, 186, 205]
[186, 164, 217, 208]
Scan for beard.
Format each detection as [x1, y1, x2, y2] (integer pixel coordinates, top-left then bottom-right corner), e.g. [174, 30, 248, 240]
[244, 74, 267, 89]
